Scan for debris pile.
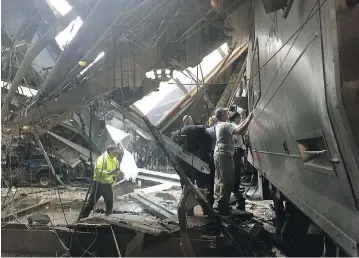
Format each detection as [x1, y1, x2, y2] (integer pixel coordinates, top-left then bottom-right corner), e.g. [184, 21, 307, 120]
[1, 180, 282, 257]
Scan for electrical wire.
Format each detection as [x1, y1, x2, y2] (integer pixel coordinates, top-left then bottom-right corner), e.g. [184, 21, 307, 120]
[244, 0, 327, 84]
[3, 49, 72, 258]
[250, 1, 319, 112]
[177, 42, 238, 134]
[242, 2, 325, 202]
[249, 32, 318, 127]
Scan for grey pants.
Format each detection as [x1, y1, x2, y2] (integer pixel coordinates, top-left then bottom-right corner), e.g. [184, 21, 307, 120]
[214, 154, 235, 214]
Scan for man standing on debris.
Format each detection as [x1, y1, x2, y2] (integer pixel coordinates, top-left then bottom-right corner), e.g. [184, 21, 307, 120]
[172, 124, 213, 215]
[79, 144, 124, 219]
[228, 107, 247, 211]
[214, 107, 253, 216]
[205, 116, 218, 211]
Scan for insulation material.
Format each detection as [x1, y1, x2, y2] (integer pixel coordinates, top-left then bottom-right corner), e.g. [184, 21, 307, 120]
[106, 125, 139, 181]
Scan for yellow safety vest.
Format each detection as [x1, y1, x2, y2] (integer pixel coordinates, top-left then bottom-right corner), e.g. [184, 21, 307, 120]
[93, 152, 119, 184]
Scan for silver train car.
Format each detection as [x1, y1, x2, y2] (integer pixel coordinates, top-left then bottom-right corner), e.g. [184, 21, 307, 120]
[244, 0, 359, 256]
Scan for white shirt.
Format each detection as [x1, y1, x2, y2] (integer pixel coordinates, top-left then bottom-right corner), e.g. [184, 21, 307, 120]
[232, 122, 245, 149]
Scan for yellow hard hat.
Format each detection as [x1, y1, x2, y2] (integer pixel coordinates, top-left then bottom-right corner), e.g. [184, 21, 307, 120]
[78, 60, 87, 67]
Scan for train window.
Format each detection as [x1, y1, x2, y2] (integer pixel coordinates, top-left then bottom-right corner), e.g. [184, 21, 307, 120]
[249, 39, 261, 110]
[296, 130, 336, 177]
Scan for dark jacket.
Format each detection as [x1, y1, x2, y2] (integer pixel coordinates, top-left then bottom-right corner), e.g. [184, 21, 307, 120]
[173, 125, 212, 159]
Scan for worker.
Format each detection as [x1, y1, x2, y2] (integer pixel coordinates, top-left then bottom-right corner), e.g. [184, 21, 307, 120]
[182, 115, 193, 126]
[205, 116, 218, 212]
[172, 124, 212, 215]
[79, 144, 124, 219]
[214, 107, 253, 216]
[228, 108, 246, 210]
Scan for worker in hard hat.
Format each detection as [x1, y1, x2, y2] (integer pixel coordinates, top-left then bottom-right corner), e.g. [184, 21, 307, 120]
[79, 144, 124, 219]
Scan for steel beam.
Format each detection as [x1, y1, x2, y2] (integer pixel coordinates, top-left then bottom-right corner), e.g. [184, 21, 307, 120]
[37, 0, 130, 98]
[173, 78, 188, 94]
[16, 80, 114, 126]
[137, 169, 180, 185]
[215, 55, 247, 109]
[47, 131, 99, 160]
[129, 193, 176, 219]
[1, 9, 78, 119]
[111, 101, 210, 175]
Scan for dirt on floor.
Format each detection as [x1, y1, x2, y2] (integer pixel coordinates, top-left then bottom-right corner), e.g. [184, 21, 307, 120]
[1, 183, 275, 233]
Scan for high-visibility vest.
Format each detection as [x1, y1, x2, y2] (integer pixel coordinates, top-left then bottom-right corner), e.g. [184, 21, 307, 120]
[93, 152, 119, 184]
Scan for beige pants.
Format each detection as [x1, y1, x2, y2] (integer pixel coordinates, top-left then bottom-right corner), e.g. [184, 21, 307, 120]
[214, 154, 235, 213]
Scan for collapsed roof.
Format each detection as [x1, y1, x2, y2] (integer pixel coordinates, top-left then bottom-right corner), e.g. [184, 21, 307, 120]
[1, 0, 251, 156]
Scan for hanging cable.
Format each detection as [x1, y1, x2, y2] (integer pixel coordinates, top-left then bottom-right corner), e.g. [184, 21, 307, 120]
[76, 105, 94, 222]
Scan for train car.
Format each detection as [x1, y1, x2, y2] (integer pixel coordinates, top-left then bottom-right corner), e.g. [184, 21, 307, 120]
[244, 0, 359, 256]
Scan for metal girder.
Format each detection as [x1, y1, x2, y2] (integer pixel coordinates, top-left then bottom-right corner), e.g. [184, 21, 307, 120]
[1, 9, 78, 119]
[129, 193, 176, 219]
[173, 78, 188, 94]
[1, 40, 28, 57]
[37, 0, 131, 98]
[137, 169, 181, 186]
[215, 54, 247, 110]
[156, 42, 248, 132]
[15, 80, 114, 126]
[110, 101, 210, 175]
[47, 131, 99, 160]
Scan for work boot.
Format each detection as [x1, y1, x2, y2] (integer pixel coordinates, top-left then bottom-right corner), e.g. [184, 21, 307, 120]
[236, 196, 246, 211]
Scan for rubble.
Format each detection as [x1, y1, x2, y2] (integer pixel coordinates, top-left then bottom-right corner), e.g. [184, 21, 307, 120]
[1, 179, 282, 257]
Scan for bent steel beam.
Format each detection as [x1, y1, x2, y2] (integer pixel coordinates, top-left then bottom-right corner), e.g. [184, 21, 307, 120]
[1, 10, 77, 120]
[110, 102, 210, 175]
[37, 0, 132, 99]
[17, 81, 115, 126]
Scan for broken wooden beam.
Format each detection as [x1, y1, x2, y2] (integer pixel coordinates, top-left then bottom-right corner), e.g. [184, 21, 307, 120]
[2, 199, 51, 222]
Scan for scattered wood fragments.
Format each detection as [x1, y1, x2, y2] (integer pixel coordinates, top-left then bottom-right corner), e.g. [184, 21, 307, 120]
[2, 199, 51, 222]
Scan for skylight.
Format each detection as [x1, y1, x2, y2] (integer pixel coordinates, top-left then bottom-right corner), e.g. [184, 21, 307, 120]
[1, 81, 38, 97]
[134, 42, 229, 120]
[55, 17, 83, 50]
[48, 0, 84, 50]
[48, 0, 72, 16]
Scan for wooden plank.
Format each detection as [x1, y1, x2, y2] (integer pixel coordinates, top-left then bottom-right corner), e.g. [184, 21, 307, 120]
[2, 200, 51, 222]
